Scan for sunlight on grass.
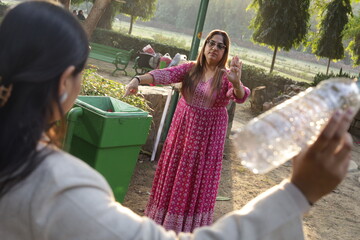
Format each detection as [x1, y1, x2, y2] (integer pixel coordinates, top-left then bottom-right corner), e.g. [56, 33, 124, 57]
[112, 20, 358, 83]
[113, 20, 192, 49]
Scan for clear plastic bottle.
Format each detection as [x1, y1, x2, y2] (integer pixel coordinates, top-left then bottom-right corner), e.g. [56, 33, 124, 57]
[233, 78, 360, 174]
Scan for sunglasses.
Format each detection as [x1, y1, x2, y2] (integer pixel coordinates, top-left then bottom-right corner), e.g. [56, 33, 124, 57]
[207, 40, 226, 50]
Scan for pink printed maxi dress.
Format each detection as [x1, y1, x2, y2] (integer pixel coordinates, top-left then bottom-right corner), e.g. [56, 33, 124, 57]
[145, 62, 250, 233]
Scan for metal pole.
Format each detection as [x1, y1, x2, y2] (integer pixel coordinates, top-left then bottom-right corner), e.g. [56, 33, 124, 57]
[151, 87, 173, 161]
[189, 0, 210, 61]
[160, 0, 209, 142]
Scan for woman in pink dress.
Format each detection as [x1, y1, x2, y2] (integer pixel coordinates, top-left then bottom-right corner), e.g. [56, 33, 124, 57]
[125, 30, 250, 233]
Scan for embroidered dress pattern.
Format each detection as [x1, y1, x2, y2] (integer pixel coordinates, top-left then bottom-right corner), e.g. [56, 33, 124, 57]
[145, 62, 250, 233]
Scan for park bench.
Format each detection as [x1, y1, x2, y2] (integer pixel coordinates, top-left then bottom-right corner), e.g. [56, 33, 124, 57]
[89, 42, 134, 76]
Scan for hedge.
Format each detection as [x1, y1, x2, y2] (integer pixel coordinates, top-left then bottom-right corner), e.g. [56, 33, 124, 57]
[241, 64, 310, 99]
[312, 69, 359, 86]
[91, 28, 190, 60]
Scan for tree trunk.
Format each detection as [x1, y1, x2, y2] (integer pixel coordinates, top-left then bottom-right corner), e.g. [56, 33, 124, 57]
[97, 2, 114, 30]
[270, 45, 278, 73]
[58, 0, 71, 9]
[128, 15, 134, 35]
[83, 0, 112, 38]
[326, 58, 331, 75]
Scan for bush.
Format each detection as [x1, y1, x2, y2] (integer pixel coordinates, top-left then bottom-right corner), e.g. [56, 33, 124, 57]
[241, 64, 310, 100]
[91, 28, 190, 60]
[312, 69, 358, 86]
[80, 66, 151, 112]
[241, 64, 310, 89]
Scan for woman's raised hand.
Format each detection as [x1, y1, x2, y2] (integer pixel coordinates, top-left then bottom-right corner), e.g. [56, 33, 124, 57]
[223, 55, 243, 88]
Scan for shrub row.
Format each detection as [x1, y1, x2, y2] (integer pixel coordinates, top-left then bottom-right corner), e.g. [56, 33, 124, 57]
[241, 64, 310, 99]
[312, 69, 359, 86]
[81, 66, 151, 112]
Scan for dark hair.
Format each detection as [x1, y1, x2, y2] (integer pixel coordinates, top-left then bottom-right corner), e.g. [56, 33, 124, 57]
[0, 1, 89, 197]
[181, 30, 230, 104]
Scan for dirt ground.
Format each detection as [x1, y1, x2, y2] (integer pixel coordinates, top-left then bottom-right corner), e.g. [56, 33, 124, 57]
[90, 59, 360, 240]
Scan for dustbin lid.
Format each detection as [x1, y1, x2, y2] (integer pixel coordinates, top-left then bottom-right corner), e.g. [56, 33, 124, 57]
[75, 96, 149, 117]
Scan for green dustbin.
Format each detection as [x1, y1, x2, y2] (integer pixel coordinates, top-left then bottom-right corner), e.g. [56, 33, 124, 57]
[64, 96, 152, 203]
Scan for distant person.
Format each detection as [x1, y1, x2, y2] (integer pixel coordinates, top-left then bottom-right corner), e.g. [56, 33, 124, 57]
[77, 9, 85, 21]
[0, 1, 356, 240]
[72, 9, 77, 16]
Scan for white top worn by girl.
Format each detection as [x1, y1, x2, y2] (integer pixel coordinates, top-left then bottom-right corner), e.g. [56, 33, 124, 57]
[0, 147, 310, 240]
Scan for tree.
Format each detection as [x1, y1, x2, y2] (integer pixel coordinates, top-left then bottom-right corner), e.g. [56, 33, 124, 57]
[121, 0, 157, 35]
[70, 0, 126, 35]
[344, 13, 360, 65]
[312, 0, 352, 74]
[97, 1, 125, 29]
[74, 0, 124, 30]
[82, 0, 112, 37]
[347, 35, 360, 65]
[249, 0, 310, 73]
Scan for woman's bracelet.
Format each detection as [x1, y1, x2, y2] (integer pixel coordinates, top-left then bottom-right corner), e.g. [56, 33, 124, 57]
[234, 81, 244, 90]
[133, 76, 141, 84]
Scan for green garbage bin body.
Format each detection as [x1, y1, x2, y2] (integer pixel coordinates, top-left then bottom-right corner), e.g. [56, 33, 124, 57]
[65, 96, 152, 203]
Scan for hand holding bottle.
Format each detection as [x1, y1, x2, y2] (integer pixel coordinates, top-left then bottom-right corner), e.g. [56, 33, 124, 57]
[291, 109, 354, 204]
[234, 78, 360, 173]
